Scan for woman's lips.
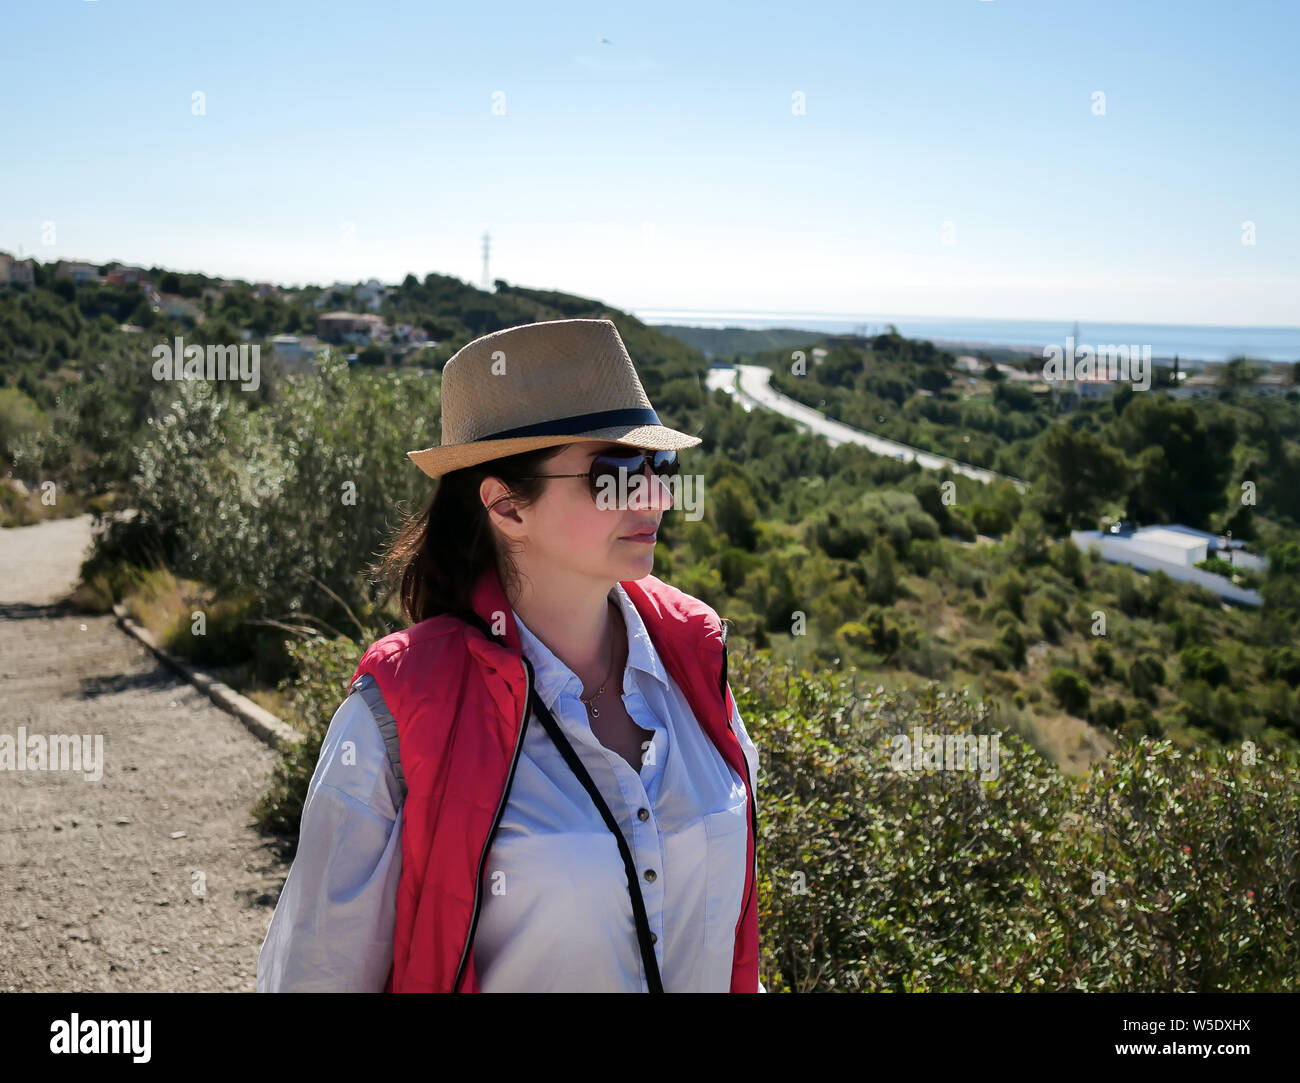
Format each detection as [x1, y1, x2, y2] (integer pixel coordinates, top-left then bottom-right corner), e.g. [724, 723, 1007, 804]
[621, 531, 657, 543]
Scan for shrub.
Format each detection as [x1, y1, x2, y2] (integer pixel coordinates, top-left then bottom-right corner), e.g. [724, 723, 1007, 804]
[1032, 595, 1067, 643]
[945, 507, 977, 542]
[838, 608, 901, 659]
[1168, 617, 1213, 650]
[1090, 697, 1126, 730]
[867, 539, 899, 605]
[717, 546, 759, 594]
[835, 620, 873, 651]
[999, 623, 1027, 667]
[993, 570, 1026, 619]
[253, 630, 382, 837]
[716, 644, 1300, 991]
[896, 634, 955, 681]
[971, 504, 1012, 536]
[1179, 645, 1230, 689]
[1128, 653, 1166, 702]
[1114, 566, 1144, 617]
[1260, 682, 1298, 733]
[1048, 667, 1091, 714]
[966, 639, 1010, 671]
[1263, 646, 1300, 687]
[1051, 538, 1086, 587]
[711, 475, 760, 550]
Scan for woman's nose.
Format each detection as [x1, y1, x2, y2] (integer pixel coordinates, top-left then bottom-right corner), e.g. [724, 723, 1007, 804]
[647, 463, 673, 511]
[630, 462, 673, 511]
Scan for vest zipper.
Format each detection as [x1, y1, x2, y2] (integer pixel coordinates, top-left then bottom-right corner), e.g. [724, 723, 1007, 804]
[452, 655, 534, 992]
[720, 637, 759, 957]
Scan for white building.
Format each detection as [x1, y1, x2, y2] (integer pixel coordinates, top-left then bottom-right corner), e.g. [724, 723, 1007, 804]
[1160, 523, 1269, 573]
[1070, 523, 1264, 606]
[272, 334, 327, 373]
[1120, 526, 1209, 567]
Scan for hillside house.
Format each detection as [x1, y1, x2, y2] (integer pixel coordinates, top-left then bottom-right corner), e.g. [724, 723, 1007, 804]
[158, 294, 204, 321]
[272, 334, 327, 373]
[0, 252, 36, 287]
[54, 260, 100, 284]
[317, 311, 387, 345]
[105, 265, 150, 287]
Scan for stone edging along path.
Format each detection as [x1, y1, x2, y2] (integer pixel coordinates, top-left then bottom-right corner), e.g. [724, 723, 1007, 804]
[110, 604, 298, 751]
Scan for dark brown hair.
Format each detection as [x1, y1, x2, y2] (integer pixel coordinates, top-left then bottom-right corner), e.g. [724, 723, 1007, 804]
[376, 444, 568, 626]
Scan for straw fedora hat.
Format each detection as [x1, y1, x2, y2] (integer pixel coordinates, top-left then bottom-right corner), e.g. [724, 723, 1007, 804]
[406, 317, 702, 479]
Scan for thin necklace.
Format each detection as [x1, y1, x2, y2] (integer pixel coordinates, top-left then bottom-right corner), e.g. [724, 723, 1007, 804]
[579, 601, 620, 718]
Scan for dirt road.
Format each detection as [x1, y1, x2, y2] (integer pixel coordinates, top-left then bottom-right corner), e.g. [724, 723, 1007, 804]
[0, 515, 289, 991]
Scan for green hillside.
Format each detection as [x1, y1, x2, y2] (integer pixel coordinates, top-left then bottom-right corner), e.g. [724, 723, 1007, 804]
[3, 261, 1299, 764]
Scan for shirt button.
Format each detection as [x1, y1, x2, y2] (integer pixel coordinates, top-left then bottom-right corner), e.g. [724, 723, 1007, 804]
[637, 807, 649, 821]
[650, 932, 657, 944]
[643, 868, 656, 882]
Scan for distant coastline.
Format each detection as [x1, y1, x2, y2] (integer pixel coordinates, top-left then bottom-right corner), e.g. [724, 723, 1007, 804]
[632, 309, 1300, 364]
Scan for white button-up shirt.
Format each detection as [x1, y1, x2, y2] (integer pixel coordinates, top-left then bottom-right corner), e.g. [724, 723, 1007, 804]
[257, 581, 763, 993]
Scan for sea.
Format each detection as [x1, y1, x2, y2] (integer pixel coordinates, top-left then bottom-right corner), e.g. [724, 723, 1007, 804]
[631, 309, 1300, 364]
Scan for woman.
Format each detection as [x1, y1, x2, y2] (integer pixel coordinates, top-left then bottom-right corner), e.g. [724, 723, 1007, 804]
[257, 317, 763, 993]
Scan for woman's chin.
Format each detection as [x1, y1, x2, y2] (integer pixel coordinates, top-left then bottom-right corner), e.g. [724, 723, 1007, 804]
[618, 551, 655, 577]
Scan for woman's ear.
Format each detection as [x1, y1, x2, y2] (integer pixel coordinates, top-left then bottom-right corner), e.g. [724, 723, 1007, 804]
[481, 478, 526, 535]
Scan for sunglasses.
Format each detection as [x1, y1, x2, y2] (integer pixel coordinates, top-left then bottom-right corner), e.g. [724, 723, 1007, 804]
[517, 448, 681, 507]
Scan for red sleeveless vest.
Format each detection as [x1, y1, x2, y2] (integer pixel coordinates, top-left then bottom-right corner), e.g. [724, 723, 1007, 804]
[348, 564, 759, 993]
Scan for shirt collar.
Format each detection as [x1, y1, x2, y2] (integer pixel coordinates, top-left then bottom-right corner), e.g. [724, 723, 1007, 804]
[513, 582, 669, 714]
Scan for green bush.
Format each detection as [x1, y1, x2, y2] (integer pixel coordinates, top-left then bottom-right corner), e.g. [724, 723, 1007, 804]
[1048, 667, 1091, 714]
[836, 608, 901, 663]
[867, 538, 899, 605]
[1090, 640, 1115, 678]
[253, 630, 383, 837]
[1259, 681, 1299, 733]
[971, 505, 1011, 536]
[992, 569, 1026, 619]
[966, 639, 1010, 671]
[1128, 653, 1166, 702]
[1050, 538, 1086, 587]
[896, 633, 955, 681]
[1031, 595, 1067, 643]
[1263, 646, 1300, 687]
[161, 593, 275, 669]
[717, 546, 760, 594]
[1090, 697, 1126, 730]
[999, 622, 1027, 667]
[714, 644, 1300, 991]
[1179, 645, 1231, 688]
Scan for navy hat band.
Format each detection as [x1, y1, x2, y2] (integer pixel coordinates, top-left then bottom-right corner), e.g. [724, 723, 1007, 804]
[481, 407, 662, 441]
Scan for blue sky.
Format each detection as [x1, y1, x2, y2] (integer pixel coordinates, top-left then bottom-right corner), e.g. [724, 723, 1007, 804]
[2, 0, 1296, 325]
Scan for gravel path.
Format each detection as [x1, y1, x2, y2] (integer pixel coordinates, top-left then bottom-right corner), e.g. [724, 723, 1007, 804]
[0, 514, 289, 991]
